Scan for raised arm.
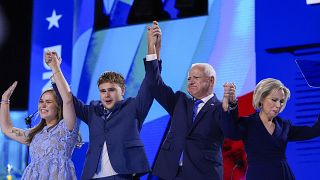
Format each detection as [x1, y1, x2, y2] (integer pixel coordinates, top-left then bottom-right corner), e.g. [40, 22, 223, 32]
[45, 51, 76, 131]
[222, 82, 237, 112]
[134, 21, 162, 124]
[288, 115, 320, 141]
[0, 81, 28, 144]
[220, 82, 242, 140]
[145, 21, 179, 115]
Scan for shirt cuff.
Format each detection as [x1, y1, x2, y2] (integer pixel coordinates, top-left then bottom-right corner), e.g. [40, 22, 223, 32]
[146, 54, 157, 61]
[228, 100, 238, 111]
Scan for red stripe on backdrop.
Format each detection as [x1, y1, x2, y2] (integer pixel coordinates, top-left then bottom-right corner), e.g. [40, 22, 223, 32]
[223, 92, 255, 180]
[238, 92, 255, 117]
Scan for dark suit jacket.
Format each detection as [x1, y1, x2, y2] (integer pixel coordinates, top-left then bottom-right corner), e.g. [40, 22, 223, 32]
[53, 61, 156, 180]
[146, 60, 240, 180]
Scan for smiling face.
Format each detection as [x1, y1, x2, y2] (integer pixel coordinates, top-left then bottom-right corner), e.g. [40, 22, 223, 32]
[38, 90, 60, 122]
[187, 65, 214, 99]
[99, 82, 124, 110]
[260, 89, 286, 120]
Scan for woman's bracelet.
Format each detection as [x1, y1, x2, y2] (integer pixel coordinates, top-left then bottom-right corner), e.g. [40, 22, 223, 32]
[49, 70, 61, 83]
[1, 99, 10, 104]
[53, 70, 61, 76]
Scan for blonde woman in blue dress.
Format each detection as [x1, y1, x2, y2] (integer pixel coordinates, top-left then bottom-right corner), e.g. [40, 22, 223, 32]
[0, 51, 79, 180]
[231, 78, 320, 180]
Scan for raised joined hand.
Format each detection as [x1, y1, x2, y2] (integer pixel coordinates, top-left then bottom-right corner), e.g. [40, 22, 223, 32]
[147, 21, 162, 55]
[222, 82, 237, 111]
[44, 50, 62, 69]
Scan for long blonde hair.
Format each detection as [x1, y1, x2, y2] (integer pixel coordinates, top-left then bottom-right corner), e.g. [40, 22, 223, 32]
[26, 89, 63, 144]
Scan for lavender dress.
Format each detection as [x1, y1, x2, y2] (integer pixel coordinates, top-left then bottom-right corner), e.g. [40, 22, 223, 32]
[22, 120, 79, 180]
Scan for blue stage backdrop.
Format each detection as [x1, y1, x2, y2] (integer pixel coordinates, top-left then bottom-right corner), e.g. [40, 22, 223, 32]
[28, 0, 320, 179]
[255, 0, 320, 179]
[0, 111, 28, 179]
[29, 0, 320, 179]
[29, 0, 255, 179]
[0, 0, 315, 179]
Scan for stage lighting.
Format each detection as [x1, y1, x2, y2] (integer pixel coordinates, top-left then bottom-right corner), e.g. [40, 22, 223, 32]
[306, 0, 320, 5]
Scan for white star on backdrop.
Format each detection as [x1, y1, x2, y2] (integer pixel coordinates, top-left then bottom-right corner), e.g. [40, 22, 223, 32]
[46, 10, 62, 30]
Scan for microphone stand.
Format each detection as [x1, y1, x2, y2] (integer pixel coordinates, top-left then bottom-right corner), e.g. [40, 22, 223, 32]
[24, 111, 38, 167]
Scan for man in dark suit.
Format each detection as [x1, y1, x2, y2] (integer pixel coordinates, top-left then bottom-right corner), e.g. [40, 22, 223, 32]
[146, 21, 239, 180]
[53, 51, 161, 180]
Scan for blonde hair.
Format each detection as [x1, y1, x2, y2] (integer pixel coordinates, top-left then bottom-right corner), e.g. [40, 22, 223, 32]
[253, 78, 290, 113]
[26, 89, 63, 144]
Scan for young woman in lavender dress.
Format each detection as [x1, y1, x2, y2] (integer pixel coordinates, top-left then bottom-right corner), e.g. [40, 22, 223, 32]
[0, 51, 79, 180]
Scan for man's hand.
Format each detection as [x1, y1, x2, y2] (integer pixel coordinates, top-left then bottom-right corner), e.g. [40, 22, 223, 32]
[222, 82, 237, 111]
[147, 21, 162, 58]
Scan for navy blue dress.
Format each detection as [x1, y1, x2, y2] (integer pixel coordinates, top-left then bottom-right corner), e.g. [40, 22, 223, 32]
[237, 112, 320, 180]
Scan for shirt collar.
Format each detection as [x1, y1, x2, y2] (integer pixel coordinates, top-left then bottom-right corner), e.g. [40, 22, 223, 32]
[199, 94, 214, 104]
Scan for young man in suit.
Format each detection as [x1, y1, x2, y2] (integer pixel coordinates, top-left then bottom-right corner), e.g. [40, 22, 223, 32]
[52, 43, 161, 180]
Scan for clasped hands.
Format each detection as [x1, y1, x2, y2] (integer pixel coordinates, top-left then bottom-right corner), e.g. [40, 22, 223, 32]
[44, 50, 62, 67]
[223, 82, 237, 111]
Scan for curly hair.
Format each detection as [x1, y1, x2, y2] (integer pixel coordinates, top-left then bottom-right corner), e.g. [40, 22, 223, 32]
[97, 71, 125, 91]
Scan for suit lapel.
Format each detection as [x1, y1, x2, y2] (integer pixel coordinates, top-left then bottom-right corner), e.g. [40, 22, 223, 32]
[106, 99, 127, 121]
[270, 118, 283, 147]
[186, 98, 195, 127]
[188, 96, 218, 134]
